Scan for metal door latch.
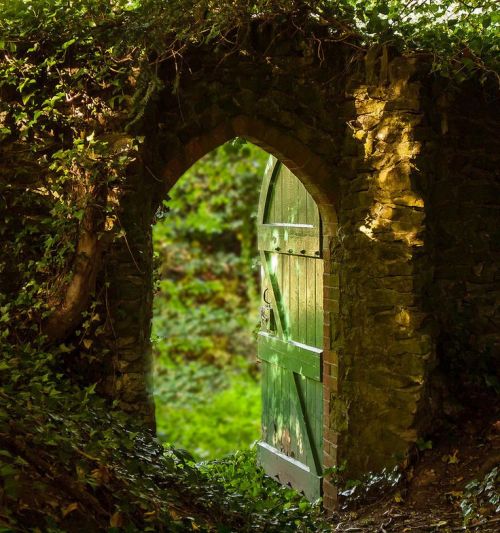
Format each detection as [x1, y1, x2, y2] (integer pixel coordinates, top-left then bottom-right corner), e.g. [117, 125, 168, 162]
[260, 288, 276, 333]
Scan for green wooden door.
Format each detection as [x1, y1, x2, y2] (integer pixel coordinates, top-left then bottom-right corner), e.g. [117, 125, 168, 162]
[257, 156, 323, 501]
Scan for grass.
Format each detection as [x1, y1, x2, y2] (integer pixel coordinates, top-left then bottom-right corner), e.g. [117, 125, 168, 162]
[154, 357, 261, 460]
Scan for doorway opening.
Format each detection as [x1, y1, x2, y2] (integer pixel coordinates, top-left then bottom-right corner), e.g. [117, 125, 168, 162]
[152, 135, 326, 501]
[152, 140, 268, 461]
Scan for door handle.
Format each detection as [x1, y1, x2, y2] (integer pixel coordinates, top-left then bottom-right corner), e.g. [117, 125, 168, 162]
[261, 288, 275, 333]
[263, 287, 271, 304]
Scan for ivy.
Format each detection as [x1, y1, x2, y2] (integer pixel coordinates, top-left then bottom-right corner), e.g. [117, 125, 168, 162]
[0, 0, 498, 529]
[1, 0, 497, 342]
[460, 467, 499, 527]
[1, 0, 497, 327]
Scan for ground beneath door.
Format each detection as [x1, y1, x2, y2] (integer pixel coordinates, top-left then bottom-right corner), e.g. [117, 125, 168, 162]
[332, 392, 499, 532]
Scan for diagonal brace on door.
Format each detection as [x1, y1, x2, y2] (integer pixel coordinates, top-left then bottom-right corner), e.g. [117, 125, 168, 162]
[291, 372, 323, 476]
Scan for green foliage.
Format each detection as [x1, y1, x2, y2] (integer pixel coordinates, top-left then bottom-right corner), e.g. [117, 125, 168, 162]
[344, 1, 499, 81]
[460, 467, 499, 526]
[0, 0, 143, 348]
[0, 344, 317, 531]
[152, 141, 266, 459]
[155, 140, 266, 239]
[0, 344, 188, 530]
[152, 141, 267, 366]
[134, 0, 499, 82]
[200, 449, 329, 532]
[0, 0, 498, 529]
[1, 0, 497, 352]
[416, 437, 433, 451]
[155, 360, 261, 460]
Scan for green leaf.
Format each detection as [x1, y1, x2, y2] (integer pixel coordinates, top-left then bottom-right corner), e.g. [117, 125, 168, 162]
[21, 92, 35, 105]
[62, 38, 77, 50]
[58, 343, 73, 353]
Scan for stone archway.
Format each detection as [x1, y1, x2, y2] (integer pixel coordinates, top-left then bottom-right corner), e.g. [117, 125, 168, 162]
[99, 27, 500, 510]
[103, 39, 437, 507]
[0, 7, 497, 516]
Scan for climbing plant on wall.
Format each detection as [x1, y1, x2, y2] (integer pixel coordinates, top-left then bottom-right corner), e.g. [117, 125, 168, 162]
[0, 0, 498, 529]
[1, 0, 497, 349]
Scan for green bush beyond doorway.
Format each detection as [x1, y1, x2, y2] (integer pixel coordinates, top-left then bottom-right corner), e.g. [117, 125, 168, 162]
[152, 141, 267, 459]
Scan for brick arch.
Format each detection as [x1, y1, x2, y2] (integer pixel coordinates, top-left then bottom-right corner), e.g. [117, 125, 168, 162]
[111, 45, 434, 508]
[160, 115, 339, 227]
[155, 117, 342, 504]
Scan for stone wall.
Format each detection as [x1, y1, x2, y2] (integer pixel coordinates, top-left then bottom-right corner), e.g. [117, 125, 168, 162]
[100, 158, 157, 427]
[424, 81, 500, 392]
[99, 28, 499, 510]
[329, 49, 435, 496]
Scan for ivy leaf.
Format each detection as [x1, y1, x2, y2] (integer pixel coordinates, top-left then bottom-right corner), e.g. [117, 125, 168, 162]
[62, 38, 77, 50]
[21, 92, 36, 105]
[58, 344, 73, 353]
[19, 78, 35, 92]
[82, 339, 93, 350]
